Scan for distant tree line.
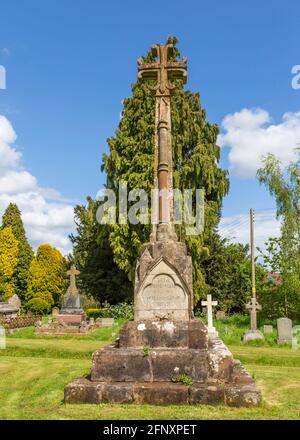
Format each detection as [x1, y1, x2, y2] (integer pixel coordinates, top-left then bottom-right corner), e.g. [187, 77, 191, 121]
[0, 203, 67, 314]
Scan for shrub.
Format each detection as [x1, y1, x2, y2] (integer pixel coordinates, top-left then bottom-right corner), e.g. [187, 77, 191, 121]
[106, 302, 134, 320]
[86, 302, 134, 320]
[86, 308, 108, 319]
[25, 298, 51, 315]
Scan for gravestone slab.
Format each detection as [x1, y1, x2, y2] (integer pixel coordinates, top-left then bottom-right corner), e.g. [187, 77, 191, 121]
[0, 326, 6, 349]
[216, 311, 226, 320]
[52, 307, 59, 316]
[8, 294, 21, 311]
[263, 325, 273, 334]
[98, 318, 114, 327]
[292, 326, 300, 350]
[277, 317, 292, 344]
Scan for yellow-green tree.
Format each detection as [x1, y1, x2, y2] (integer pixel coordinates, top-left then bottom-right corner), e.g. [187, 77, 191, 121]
[27, 244, 68, 308]
[0, 227, 19, 300]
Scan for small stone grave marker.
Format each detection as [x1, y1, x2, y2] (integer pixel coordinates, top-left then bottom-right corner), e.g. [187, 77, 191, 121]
[0, 326, 6, 349]
[277, 317, 292, 344]
[292, 325, 300, 350]
[99, 318, 114, 327]
[52, 307, 59, 316]
[216, 311, 226, 320]
[263, 325, 273, 334]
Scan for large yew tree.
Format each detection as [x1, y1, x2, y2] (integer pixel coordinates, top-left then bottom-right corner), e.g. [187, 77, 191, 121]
[101, 37, 229, 305]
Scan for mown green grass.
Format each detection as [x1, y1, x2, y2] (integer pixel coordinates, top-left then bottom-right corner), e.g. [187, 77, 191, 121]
[0, 320, 299, 420]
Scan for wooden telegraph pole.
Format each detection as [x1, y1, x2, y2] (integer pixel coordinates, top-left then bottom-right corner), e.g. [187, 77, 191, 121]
[243, 208, 264, 341]
[250, 208, 256, 298]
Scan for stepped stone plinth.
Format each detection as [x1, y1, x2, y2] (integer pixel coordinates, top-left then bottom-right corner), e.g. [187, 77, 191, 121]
[65, 320, 260, 406]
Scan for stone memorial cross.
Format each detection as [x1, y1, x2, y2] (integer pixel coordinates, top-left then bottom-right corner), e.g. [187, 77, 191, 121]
[138, 42, 187, 241]
[246, 297, 262, 331]
[67, 265, 80, 295]
[201, 294, 218, 338]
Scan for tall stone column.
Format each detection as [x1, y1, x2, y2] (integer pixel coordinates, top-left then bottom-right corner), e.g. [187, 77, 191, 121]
[138, 43, 187, 243]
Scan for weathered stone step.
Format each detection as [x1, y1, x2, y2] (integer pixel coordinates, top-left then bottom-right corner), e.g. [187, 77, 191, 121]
[90, 341, 233, 383]
[65, 377, 261, 407]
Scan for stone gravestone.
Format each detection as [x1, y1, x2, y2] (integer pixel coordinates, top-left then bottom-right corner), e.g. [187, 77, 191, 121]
[292, 325, 300, 350]
[277, 317, 292, 344]
[216, 310, 226, 320]
[98, 318, 114, 327]
[64, 39, 261, 407]
[201, 295, 218, 339]
[8, 294, 21, 311]
[58, 265, 85, 326]
[52, 307, 59, 317]
[0, 326, 5, 350]
[60, 266, 84, 314]
[263, 325, 273, 334]
[243, 297, 264, 342]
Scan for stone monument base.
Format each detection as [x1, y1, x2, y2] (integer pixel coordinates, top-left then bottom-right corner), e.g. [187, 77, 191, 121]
[243, 329, 264, 342]
[35, 315, 98, 336]
[57, 313, 85, 326]
[64, 320, 261, 407]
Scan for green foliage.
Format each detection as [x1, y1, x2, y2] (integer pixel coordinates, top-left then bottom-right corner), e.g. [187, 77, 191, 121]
[27, 244, 68, 308]
[171, 373, 193, 386]
[70, 197, 133, 304]
[1, 203, 34, 301]
[258, 153, 300, 320]
[80, 294, 100, 310]
[142, 346, 151, 357]
[201, 233, 268, 313]
[213, 314, 278, 346]
[86, 302, 134, 320]
[102, 37, 229, 305]
[86, 308, 108, 319]
[104, 301, 134, 320]
[25, 298, 50, 315]
[0, 226, 19, 300]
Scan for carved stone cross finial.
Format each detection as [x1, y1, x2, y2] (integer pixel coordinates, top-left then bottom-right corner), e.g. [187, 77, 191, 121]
[138, 43, 187, 97]
[137, 42, 187, 241]
[246, 297, 262, 331]
[67, 265, 80, 295]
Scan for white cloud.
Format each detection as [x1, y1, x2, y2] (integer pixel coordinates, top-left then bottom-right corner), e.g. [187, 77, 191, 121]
[218, 108, 300, 178]
[0, 115, 75, 255]
[0, 171, 37, 194]
[219, 210, 281, 254]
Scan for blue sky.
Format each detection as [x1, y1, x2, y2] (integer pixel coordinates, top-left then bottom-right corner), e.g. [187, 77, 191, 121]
[0, 0, 299, 253]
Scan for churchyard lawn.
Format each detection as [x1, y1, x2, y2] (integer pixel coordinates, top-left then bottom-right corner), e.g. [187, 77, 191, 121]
[0, 318, 299, 420]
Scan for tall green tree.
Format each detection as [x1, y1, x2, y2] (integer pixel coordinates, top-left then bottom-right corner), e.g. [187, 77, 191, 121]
[1, 203, 33, 301]
[102, 37, 229, 305]
[258, 152, 300, 319]
[27, 244, 67, 307]
[0, 226, 19, 300]
[70, 197, 133, 304]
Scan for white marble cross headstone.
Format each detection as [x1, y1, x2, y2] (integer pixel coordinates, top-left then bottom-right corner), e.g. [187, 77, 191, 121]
[201, 294, 218, 338]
